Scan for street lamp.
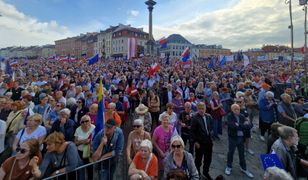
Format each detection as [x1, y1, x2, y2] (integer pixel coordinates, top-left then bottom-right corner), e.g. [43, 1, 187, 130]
[299, 0, 307, 97]
[286, 0, 295, 89]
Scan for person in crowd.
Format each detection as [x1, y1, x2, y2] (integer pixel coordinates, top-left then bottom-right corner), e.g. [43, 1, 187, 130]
[12, 113, 46, 152]
[210, 91, 225, 140]
[259, 91, 278, 142]
[267, 122, 284, 153]
[73, 98, 89, 125]
[75, 85, 85, 100]
[278, 93, 297, 127]
[0, 139, 42, 180]
[152, 113, 174, 177]
[74, 115, 95, 180]
[126, 119, 151, 165]
[293, 96, 306, 117]
[159, 103, 177, 127]
[172, 90, 185, 116]
[50, 108, 76, 141]
[45, 101, 65, 130]
[133, 103, 152, 132]
[220, 87, 232, 115]
[55, 91, 67, 106]
[0, 97, 12, 121]
[87, 103, 98, 124]
[37, 132, 83, 178]
[6, 81, 24, 101]
[258, 83, 271, 103]
[6, 101, 26, 148]
[148, 90, 160, 129]
[22, 94, 35, 111]
[92, 119, 124, 180]
[179, 102, 194, 154]
[190, 102, 213, 180]
[163, 135, 199, 180]
[263, 166, 293, 180]
[271, 126, 308, 179]
[111, 94, 125, 116]
[105, 102, 121, 127]
[33, 93, 51, 123]
[243, 88, 258, 121]
[224, 104, 254, 178]
[128, 139, 158, 180]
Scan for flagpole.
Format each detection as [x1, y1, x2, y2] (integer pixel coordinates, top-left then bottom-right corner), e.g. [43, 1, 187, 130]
[303, 2, 308, 97]
[286, 0, 295, 89]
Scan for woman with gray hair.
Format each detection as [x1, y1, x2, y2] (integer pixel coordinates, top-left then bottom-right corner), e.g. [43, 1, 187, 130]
[163, 135, 199, 180]
[128, 139, 158, 180]
[258, 91, 278, 141]
[50, 108, 76, 141]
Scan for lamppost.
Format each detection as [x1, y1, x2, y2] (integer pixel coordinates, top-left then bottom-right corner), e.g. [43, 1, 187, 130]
[286, 0, 295, 89]
[145, 0, 156, 56]
[299, 0, 307, 97]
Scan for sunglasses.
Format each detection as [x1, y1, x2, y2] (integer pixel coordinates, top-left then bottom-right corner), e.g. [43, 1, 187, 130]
[16, 147, 29, 154]
[171, 144, 182, 149]
[81, 120, 89, 124]
[78, 101, 82, 103]
[133, 125, 141, 128]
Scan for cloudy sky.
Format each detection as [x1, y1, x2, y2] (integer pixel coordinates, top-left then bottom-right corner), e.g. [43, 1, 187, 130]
[0, 0, 306, 50]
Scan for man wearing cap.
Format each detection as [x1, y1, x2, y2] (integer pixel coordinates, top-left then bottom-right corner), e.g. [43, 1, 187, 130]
[92, 118, 124, 180]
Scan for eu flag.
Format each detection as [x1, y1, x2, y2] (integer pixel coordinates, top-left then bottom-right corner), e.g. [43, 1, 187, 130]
[260, 153, 284, 171]
[218, 55, 226, 68]
[94, 80, 105, 136]
[208, 57, 214, 69]
[88, 54, 99, 65]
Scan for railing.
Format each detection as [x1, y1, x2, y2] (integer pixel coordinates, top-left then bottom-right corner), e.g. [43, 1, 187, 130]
[42, 156, 114, 180]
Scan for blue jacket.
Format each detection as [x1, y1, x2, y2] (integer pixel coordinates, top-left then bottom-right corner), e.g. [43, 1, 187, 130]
[259, 98, 276, 123]
[92, 127, 124, 158]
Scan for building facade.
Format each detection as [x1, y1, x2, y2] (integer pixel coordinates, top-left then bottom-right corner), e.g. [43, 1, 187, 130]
[159, 34, 192, 60]
[111, 24, 149, 58]
[199, 45, 231, 58]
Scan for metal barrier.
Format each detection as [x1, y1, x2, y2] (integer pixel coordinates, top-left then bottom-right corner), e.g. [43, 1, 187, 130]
[42, 156, 114, 180]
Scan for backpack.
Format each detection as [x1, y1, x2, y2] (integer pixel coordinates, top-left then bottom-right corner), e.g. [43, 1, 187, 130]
[295, 117, 308, 146]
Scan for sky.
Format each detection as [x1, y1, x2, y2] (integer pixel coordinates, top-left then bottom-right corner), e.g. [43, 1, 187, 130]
[0, 0, 306, 51]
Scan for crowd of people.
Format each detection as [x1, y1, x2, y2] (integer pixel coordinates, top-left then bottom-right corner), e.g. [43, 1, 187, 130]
[0, 56, 307, 180]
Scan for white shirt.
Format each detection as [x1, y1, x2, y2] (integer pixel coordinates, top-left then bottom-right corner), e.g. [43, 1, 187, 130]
[74, 124, 95, 151]
[16, 125, 46, 149]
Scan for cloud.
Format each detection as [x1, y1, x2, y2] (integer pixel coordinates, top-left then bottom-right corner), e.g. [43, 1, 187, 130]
[149, 0, 305, 51]
[130, 10, 139, 17]
[0, 0, 72, 48]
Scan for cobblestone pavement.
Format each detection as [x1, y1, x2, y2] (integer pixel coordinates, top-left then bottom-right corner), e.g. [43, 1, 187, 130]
[208, 125, 266, 180]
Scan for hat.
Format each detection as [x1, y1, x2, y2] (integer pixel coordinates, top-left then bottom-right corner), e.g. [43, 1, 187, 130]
[39, 93, 47, 100]
[133, 119, 143, 126]
[106, 119, 117, 128]
[140, 139, 153, 152]
[135, 104, 148, 114]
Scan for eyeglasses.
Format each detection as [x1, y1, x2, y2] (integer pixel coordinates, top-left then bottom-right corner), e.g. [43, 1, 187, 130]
[16, 147, 29, 154]
[171, 144, 182, 149]
[78, 101, 82, 103]
[133, 125, 141, 128]
[81, 120, 89, 124]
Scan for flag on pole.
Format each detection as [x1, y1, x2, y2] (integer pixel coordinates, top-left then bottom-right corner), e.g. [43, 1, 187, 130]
[128, 37, 138, 60]
[87, 54, 99, 65]
[159, 37, 167, 48]
[148, 63, 161, 76]
[94, 80, 105, 136]
[181, 47, 190, 62]
[218, 55, 227, 68]
[243, 54, 250, 67]
[208, 57, 214, 69]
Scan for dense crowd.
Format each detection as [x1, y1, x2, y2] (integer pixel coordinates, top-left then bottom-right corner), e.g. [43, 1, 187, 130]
[0, 57, 307, 180]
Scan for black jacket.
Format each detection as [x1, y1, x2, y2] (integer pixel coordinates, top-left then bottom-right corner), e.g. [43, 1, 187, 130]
[190, 113, 213, 145]
[227, 112, 252, 137]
